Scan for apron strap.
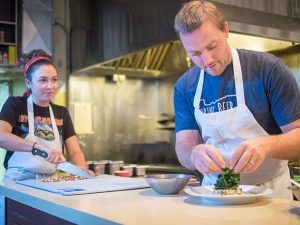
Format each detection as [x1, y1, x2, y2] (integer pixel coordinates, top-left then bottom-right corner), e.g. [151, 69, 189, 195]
[27, 95, 60, 141]
[193, 48, 245, 109]
[231, 48, 245, 105]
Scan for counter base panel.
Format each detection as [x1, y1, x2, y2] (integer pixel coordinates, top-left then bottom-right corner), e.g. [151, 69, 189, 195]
[6, 198, 76, 225]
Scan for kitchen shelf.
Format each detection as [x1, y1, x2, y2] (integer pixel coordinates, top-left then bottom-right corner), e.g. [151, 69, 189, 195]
[0, 42, 16, 46]
[0, 20, 16, 25]
[0, 0, 18, 66]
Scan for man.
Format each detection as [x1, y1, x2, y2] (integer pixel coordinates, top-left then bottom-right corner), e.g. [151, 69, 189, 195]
[173, 0, 300, 199]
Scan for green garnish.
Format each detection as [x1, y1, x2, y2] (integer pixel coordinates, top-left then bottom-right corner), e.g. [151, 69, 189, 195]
[214, 168, 240, 190]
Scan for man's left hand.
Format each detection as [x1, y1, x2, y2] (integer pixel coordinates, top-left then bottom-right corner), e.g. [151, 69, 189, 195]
[229, 139, 267, 173]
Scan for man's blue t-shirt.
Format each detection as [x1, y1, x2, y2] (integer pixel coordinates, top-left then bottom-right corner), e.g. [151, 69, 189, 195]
[174, 49, 300, 134]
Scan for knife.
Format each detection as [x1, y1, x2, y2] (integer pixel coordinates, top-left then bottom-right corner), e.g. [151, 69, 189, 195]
[32, 148, 95, 179]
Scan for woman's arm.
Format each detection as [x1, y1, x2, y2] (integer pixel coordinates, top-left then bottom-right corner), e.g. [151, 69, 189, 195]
[0, 120, 34, 152]
[64, 135, 86, 169]
[0, 120, 65, 163]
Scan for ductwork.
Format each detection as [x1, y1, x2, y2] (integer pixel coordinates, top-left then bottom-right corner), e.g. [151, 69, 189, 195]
[72, 40, 190, 79]
[72, 35, 298, 79]
[71, 0, 300, 79]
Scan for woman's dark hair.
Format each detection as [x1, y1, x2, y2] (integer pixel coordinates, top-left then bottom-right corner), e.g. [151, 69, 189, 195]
[22, 49, 54, 96]
[23, 49, 53, 81]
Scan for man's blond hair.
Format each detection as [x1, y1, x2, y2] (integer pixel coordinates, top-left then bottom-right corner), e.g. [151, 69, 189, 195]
[174, 0, 227, 34]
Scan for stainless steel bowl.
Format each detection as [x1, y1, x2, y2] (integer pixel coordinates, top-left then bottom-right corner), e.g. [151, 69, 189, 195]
[145, 174, 192, 195]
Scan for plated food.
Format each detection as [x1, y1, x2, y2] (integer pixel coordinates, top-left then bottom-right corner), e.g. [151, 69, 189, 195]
[185, 185, 273, 204]
[185, 168, 272, 204]
[214, 167, 241, 195]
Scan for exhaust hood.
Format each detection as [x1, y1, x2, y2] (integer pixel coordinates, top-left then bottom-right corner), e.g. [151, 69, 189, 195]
[72, 33, 298, 79]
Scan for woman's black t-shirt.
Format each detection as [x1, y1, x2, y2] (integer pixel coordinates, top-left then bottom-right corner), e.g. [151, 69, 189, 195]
[0, 96, 76, 169]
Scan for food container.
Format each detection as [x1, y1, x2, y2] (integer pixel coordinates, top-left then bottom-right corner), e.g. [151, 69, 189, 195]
[292, 167, 300, 175]
[84, 161, 94, 170]
[145, 174, 192, 195]
[114, 170, 130, 177]
[133, 165, 148, 177]
[121, 164, 135, 177]
[92, 160, 107, 176]
[107, 160, 124, 175]
[289, 179, 300, 200]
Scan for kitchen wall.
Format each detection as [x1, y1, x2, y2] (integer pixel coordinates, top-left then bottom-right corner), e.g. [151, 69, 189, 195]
[69, 75, 177, 162]
[69, 45, 300, 164]
[50, 0, 300, 164]
[0, 79, 26, 180]
[274, 50, 300, 87]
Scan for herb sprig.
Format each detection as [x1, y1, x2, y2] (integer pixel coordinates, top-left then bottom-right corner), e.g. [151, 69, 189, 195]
[214, 168, 240, 190]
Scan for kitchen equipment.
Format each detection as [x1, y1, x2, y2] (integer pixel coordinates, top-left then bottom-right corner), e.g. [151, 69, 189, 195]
[93, 160, 107, 176]
[289, 179, 300, 200]
[16, 174, 150, 195]
[291, 167, 300, 175]
[133, 165, 148, 177]
[85, 161, 94, 170]
[32, 148, 95, 179]
[106, 160, 124, 175]
[57, 162, 95, 179]
[145, 174, 191, 195]
[114, 170, 130, 177]
[185, 185, 273, 205]
[121, 164, 135, 177]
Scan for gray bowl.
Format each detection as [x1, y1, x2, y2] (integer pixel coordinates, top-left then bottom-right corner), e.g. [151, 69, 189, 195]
[145, 174, 192, 195]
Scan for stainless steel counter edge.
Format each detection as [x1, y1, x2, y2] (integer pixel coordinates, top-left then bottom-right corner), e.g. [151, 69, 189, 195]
[0, 184, 120, 225]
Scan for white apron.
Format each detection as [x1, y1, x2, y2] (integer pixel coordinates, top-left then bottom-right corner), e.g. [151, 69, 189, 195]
[193, 48, 292, 199]
[4, 95, 62, 182]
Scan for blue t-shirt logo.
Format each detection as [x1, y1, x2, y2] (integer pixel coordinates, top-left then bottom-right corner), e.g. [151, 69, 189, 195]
[199, 94, 237, 113]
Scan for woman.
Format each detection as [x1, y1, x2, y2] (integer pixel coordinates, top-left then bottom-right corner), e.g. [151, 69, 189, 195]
[0, 49, 89, 182]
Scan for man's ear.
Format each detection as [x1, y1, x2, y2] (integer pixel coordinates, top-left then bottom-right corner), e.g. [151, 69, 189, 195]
[223, 21, 229, 38]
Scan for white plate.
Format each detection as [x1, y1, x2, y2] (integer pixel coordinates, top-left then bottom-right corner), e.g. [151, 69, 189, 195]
[184, 185, 273, 205]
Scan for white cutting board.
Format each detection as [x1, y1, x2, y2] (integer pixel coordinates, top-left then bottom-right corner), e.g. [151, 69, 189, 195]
[16, 174, 150, 195]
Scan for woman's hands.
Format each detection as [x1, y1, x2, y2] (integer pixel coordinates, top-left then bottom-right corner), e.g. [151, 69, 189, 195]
[34, 142, 66, 164]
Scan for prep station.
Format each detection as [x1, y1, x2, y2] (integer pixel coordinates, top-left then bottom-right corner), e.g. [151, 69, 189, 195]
[1, 1, 300, 225]
[1, 179, 300, 225]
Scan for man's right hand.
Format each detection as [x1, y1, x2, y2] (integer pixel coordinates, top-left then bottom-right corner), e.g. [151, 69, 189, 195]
[190, 144, 226, 174]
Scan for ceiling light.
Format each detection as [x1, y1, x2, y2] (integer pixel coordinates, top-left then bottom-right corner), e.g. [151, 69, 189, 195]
[113, 74, 126, 83]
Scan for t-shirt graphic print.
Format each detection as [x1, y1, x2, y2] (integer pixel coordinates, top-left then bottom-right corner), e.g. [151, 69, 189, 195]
[199, 94, 237, 113]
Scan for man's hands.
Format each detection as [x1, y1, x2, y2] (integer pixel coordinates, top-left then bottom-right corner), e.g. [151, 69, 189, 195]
[190, 139, 267, 175]
[229, 139, 267, 174]
[190, 144, 226, 174]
